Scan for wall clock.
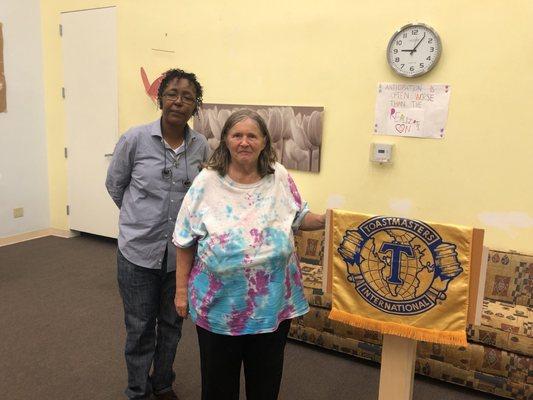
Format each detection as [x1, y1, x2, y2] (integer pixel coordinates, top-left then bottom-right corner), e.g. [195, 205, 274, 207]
[387, 23, 442, 78]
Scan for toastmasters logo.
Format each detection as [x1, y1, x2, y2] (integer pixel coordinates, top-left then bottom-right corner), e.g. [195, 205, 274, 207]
[338, 216, 463, 316]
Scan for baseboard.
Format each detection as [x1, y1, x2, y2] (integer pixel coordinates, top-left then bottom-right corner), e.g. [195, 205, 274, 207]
[48, 228, 80, 239]
[0, 228, 80, 247]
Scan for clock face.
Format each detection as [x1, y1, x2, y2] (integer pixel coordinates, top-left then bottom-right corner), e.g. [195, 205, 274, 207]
[387, 23, 441, 78]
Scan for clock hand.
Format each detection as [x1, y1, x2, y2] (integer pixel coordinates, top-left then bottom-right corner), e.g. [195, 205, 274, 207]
[410, 32, 426, 55]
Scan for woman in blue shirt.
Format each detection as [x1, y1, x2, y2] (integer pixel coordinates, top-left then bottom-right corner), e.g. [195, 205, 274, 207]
[106, 68, 208, 400]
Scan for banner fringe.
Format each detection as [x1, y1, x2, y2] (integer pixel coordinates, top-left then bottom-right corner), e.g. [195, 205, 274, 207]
[329, 308, 467, 346]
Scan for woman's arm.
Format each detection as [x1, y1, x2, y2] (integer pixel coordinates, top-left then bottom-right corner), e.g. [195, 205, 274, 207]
[175, 245, 196, 318]
[299, 212, 326, 231]
[105, 134, 134, 209]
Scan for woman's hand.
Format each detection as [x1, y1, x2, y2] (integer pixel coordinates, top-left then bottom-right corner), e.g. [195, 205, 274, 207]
[175, 289, 189, 318]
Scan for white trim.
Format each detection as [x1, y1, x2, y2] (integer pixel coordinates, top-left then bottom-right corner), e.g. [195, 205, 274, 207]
[48, 228, 80, 239]
[0, 228, 79, 247]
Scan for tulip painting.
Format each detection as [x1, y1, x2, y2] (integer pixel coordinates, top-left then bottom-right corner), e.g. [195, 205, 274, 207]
[193, 103, 324, 173]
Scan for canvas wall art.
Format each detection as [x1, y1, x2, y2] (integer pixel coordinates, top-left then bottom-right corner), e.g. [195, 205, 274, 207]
[0, 23, 6, 113]
[194, 103, 324, 173]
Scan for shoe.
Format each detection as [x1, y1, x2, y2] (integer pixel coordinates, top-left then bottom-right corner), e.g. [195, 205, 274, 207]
[153, 389, 179, 400]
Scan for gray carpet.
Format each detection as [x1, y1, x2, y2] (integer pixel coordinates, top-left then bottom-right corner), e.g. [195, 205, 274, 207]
[0, 234, 502, 399]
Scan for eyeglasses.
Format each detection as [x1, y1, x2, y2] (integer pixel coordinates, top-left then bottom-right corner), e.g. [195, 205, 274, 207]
[162, 92, 196, 105]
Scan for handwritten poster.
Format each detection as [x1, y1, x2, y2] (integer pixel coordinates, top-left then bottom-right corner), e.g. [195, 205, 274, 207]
[374, 83, 451, 139]
[0, 23, 6, 113]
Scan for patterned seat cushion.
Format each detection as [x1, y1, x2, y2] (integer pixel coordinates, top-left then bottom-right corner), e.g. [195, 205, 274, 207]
[417, 340, 532, 384]
[415, 356, 532, 399]
[300, 262, 323, 290]
[471, 299, 533, 357]
[302, 287, 331, 309]
[481, 299, 531, 337]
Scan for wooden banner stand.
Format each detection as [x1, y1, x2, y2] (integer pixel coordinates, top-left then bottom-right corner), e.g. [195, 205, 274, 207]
[378, 335, 417, 400]
[323, 212, 487, 400]
[377, 228, 486, 400]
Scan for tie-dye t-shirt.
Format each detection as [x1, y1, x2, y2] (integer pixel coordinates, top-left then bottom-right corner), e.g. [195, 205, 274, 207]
[172, 162, 310, 335]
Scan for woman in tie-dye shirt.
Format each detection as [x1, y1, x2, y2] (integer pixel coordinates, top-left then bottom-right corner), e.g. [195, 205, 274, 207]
[173, 109, 325, 400]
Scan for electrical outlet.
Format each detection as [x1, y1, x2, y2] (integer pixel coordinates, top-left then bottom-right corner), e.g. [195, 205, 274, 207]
[13, 207, 24, 218]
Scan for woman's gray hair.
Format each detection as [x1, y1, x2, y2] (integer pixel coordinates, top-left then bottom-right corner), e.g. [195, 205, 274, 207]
[206, 109, 277, 177]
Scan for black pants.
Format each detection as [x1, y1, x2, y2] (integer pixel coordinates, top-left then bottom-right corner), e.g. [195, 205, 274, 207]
[196, 319, 292, 400]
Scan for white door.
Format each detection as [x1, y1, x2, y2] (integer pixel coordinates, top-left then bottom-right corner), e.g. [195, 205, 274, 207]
[62, 7, 119, 238]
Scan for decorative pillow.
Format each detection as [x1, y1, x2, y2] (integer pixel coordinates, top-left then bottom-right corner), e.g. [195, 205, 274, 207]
[295, 229, 325, 266]
[485, 250, 533, 307]
[485, 250, 518, 304]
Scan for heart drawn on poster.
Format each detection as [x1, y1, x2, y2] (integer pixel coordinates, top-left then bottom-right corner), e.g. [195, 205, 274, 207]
[395, 124, 406, 133]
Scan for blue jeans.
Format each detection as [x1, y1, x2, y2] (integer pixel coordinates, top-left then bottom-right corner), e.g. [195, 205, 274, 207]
[117, 250, 183, 399]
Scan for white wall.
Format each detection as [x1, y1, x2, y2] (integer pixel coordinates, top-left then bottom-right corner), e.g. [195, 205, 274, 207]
[0, 0, 49, 237]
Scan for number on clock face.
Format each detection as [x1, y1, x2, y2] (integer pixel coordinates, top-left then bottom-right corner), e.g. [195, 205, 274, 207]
[387, 24, 441, 77]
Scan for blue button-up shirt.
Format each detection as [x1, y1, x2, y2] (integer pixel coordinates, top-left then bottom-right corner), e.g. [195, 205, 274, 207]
[106, 119, 209, 271]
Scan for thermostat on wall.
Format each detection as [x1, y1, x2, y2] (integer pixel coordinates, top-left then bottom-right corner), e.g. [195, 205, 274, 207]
[370, 143, 393, 163]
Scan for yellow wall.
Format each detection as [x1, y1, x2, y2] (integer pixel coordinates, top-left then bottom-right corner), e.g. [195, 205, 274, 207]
[41, 0, 533, 252]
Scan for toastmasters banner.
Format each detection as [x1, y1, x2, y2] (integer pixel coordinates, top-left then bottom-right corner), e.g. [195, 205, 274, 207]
[328, 210, 473, 345]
